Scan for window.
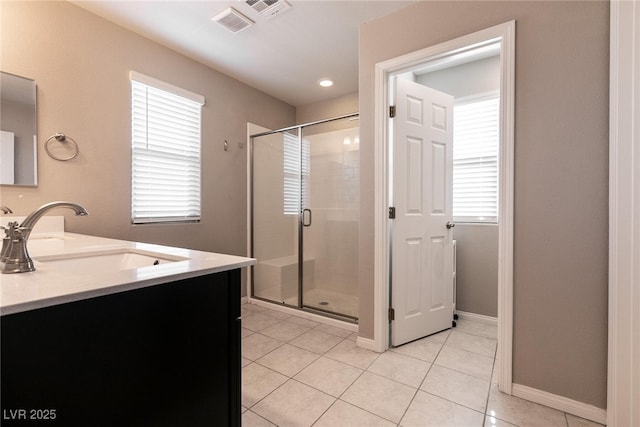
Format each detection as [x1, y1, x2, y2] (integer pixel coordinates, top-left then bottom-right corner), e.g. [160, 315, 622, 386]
[283, 132, 310, 215]
[130, 72, 205, 224]
[453, 95, 499, 223]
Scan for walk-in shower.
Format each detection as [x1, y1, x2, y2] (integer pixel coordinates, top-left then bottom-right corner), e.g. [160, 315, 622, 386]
[250, 113, 359, 322]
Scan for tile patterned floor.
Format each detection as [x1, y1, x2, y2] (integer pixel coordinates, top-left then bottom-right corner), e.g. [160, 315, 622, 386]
[241, 303, 604, 427]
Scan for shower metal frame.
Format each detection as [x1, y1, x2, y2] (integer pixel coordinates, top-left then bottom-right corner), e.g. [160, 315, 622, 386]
[249, 112, 359, 323]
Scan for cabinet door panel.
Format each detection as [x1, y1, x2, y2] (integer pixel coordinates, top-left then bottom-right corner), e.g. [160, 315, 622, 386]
[1, 271, 241, 427]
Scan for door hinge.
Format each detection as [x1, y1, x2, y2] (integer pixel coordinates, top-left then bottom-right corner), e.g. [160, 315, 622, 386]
[389, 105, 396, 118]
[388, 206, 396, 219]
[388, 307, 395, 322]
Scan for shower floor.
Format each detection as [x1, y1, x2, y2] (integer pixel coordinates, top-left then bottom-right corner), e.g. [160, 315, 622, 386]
[254, 286, 358, 320]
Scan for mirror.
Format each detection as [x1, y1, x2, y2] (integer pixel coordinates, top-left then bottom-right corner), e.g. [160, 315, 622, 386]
[0, 71, 37, 186]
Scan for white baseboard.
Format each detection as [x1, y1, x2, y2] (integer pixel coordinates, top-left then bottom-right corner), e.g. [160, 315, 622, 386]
[240, 296, 248, 304]
[456, 310, 498, 326]
[356, 336, 382, 353]
[511, 384, 607, 425]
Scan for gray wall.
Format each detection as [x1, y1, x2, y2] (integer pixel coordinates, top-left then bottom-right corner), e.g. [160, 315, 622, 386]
[454, 224, 499, 317]
[0, 0, 295, 268]
[359, 1, 609, 409]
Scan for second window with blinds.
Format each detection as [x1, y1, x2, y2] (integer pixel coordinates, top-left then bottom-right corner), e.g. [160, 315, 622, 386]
[130, 72, 205, 224]
[453, 95, 499, 223]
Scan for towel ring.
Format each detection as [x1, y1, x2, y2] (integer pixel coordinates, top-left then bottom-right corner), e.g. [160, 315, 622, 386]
[45, 133, 79, 161]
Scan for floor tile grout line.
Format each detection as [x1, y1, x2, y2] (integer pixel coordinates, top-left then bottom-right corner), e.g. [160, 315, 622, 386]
[441, 340, 497, 360]
[432, 343, 495, 382]
[286, 337, 342, 355]
[242, 362, 286, 414]
[309, 399, 336, 427]
[321, 341, 381, 371]
[332, 371, 407, 426]
[251, 352, 319, 379]
[245, 326, 352, 366]
[241, 332, 285, 362]
[443, 335, 498, 358]
[245, 408, 277, 426]
[453, 326, 498, 340]
[480, 347, 497, 427]
[420, 389, 487, 420]
[242, 319, 352, 361]
[307, 363, 371, 427]
[310, 347, 388, 425]
[421, 328, 493, 424]
[397, 328, 493, 424]
[395, 328, 451, 425]
[361, 368, 423, 392]
[388, 329, 451, 364]
[431, 360, 493, 383]
[244, 374, 334, 420]
[259, 326, 314, 343]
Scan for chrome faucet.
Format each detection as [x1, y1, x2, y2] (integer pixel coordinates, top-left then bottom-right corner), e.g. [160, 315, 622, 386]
[0, 206, 14, 260]
[0, 201, 89, 274]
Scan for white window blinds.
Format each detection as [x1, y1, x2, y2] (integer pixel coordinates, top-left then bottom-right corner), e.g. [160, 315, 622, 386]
[130, 72, 205, 224]
[453, 96, 499, 223]
[283, 132, 310, 215]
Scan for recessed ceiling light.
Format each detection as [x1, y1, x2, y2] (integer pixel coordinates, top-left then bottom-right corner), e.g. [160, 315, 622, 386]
[318, 79, 333, 87]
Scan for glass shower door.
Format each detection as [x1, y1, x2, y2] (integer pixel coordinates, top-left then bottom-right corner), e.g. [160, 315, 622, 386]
[301, 118, 360, 320]
[251, 129, 300, 306]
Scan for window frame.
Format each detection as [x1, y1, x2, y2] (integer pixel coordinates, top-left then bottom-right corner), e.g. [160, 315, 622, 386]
[130, 71, 205, 224]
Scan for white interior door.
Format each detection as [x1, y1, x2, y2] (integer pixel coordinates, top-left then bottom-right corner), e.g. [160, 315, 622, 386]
[391, 77, 454, 347]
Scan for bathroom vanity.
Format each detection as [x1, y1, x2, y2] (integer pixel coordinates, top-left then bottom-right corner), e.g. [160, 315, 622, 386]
[0, 231, 254, 426]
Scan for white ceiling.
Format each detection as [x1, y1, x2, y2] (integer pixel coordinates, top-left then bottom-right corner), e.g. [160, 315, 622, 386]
[71, 0, 415, 107]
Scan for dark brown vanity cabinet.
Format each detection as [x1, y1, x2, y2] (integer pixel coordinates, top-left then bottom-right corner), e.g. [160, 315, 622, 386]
[1, 269, 241, 426]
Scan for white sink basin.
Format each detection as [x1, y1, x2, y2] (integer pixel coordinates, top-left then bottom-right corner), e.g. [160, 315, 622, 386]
[34, 249, 190, 274]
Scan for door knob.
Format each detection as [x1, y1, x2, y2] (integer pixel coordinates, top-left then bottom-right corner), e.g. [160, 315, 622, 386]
[446, 221, 455, 229]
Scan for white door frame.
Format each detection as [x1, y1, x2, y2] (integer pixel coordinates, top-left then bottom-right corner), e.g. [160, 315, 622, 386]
[608, 1, 639, 426]
[372, 21, 516, 394]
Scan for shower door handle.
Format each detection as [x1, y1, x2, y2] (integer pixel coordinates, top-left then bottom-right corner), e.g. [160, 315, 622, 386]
[302, 209, 312, 227]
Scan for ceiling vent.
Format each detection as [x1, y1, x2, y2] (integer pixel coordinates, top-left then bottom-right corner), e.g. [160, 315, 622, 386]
[245, 0, 291, 18]
[212, 7, 254, 33]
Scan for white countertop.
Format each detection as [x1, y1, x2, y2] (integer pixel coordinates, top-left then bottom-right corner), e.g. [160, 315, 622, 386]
[0, 232, 255, 316]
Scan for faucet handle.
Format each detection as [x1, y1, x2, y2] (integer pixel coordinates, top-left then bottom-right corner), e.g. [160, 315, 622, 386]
[0, 221, 19, 262]
[6, 222, 23, 240]
[2, 221, 19, 235]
